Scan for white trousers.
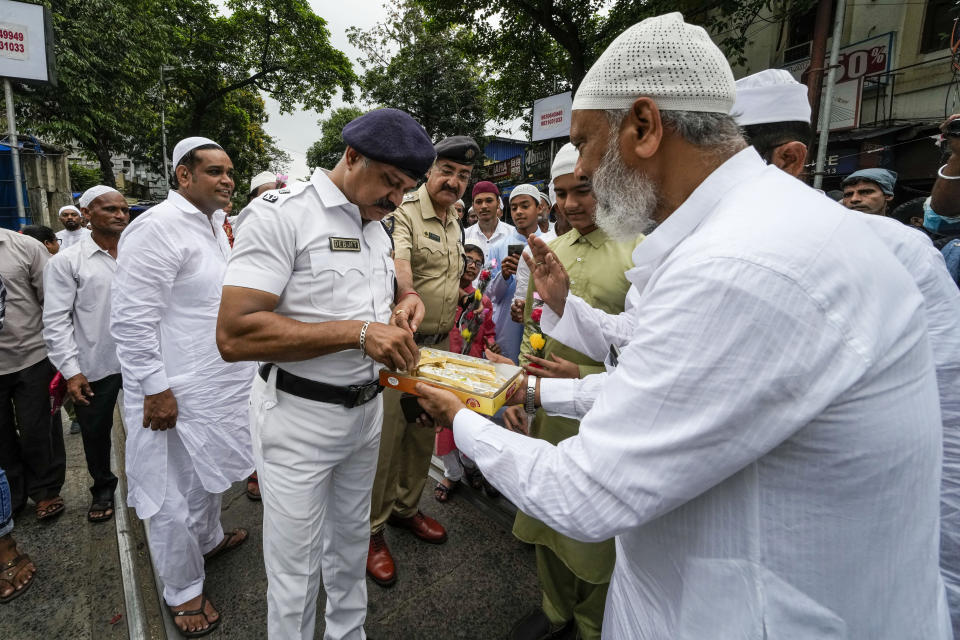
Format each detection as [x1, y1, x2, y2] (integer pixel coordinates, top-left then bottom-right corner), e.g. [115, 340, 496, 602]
[251, 370, 382, 640]
[147, 431, 225, 606]
[440, 450, 477, 482]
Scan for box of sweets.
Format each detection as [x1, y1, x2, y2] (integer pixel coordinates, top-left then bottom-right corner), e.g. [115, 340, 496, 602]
[379, 347, 523, 416]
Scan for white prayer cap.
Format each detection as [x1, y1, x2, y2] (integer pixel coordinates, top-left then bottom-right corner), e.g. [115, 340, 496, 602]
[58, 205, 80, 216]
[172, 136, 222, 168]
[551, 143, 579, 180]
[573, 12, 735, 114]
[537, 190, 550, 205]
[455, 199, 465, 208]
[248, 170, 276, 194]
[732, 69, 812, 126]
[78, 185, 121, 209]
[509, 184, 542, 202]
[548, 181, 556, 205]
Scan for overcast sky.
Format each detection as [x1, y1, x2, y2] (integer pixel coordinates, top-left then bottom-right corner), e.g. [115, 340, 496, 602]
[259, 0, 384, 180]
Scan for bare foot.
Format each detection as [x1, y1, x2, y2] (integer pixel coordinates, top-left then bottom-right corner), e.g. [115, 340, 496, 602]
[169, 593, 219, 634]
[0, 535, 36, 601]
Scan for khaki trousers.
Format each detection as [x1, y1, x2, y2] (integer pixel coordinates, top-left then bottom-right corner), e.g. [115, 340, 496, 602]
[369, 336, 448, 533]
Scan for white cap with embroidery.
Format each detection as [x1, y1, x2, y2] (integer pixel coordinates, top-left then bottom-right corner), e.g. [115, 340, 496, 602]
[732, 69, 812, 126]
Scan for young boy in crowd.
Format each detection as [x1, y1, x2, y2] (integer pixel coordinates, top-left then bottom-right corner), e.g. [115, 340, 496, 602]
[435, 244, 499, 501]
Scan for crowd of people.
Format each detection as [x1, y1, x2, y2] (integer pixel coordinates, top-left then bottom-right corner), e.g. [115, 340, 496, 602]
[2, 10, 960, 640]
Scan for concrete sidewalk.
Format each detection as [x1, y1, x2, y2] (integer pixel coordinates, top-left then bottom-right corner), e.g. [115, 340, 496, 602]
[2, 410, 541, 639]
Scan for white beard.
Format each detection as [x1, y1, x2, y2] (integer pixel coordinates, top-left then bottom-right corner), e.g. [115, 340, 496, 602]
[591, 139, 659, 240]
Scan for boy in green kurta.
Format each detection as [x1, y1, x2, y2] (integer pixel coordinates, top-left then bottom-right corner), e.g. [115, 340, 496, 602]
[506, 150, 640, 640]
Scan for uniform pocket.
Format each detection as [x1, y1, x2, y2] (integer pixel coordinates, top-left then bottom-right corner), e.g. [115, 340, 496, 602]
[413, 237, 446, 277]
[308, 249, 366, 314]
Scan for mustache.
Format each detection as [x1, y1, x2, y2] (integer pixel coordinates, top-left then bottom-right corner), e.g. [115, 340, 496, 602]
[441, 185, 459, 194]
[373, 198, 396, 210]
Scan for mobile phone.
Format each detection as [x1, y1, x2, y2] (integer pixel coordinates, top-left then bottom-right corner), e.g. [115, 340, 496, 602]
[400, 393, 424, 422]
[508, 244, 524, 257]
[946, 118, 960, 138]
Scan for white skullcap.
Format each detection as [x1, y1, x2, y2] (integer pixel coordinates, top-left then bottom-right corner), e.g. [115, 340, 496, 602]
[78, 185, 121, 209]
[537, 190, 550, 205]
[58, 205, 80, 216]
[573, 12, 735, 114]
[455, 199, 465, 208]
[548, 181, 556, 205]
[509, 184, 542, 202]
[248, 171, 276, 194]
[551, 143, 579, 180]
[732, 69, 812, 126]
[172, 136, 222, 168]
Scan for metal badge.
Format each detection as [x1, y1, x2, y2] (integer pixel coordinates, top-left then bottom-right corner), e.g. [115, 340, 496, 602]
[262, 193, 279, 203]
[424, 231, 441, 242]
[329, 237, 361, 251]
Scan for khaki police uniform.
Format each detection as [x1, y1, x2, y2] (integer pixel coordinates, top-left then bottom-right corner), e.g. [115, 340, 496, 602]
[369, 183, 463, 533]
[223, 169, 395, 640]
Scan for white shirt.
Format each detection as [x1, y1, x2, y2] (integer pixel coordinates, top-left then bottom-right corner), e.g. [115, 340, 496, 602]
[56, 226, 91, 249]
[42, 232, 120, 382]
[111, 190, 256, 519]
[452, 148, 950, 639]
[464, 219, 515, 259]
[513, 227, 558, 304]
[223, 169, 395, 385]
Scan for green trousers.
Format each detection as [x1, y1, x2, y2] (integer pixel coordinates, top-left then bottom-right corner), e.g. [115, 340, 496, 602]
[537, 544, 608, 640]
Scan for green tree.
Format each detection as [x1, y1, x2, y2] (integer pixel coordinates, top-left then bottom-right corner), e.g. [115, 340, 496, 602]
[416, 0, 814, 124]
[16, 0, 169, 186]
[347, 3, 488, 142]
[306, 106, 365, 171]
[68, 163, 101, 193]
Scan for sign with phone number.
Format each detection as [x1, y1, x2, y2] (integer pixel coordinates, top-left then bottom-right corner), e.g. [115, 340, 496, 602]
[0, 23, 27, 60]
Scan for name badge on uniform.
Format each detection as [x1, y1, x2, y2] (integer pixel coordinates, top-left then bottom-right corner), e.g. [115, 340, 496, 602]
[423, 231, 441, 242]
[330, 237, 361, 252]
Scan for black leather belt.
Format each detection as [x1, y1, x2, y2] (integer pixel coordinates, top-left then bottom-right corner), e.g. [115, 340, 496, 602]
[258, 363, 383, 408]
[414, 332, 446, 346]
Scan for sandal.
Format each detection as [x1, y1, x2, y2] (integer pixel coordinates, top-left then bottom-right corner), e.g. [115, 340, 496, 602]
[245, 472, 261, 501]
[168, 593, 220, 637]
[481, 477, 501, 498]
[35, 496, 64, 521]
[203, 527, 248, 562]
[0, 553, 35, 604]
[434, 481, 457, 503]
[87, 498, 114, 523]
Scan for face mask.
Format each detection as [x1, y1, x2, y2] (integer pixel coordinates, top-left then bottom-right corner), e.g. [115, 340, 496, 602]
[923, 199, 960, 234]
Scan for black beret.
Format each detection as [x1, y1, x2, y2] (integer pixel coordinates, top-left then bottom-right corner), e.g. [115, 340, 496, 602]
[342, 108, 436, 179]
[434, 136, 480, 165]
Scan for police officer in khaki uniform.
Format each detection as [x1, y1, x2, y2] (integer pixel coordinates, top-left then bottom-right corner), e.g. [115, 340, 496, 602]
[367, 136, 480, 587]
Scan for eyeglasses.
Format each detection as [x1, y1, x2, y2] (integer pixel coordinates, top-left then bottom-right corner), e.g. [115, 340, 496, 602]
[464, 258, 483, 267]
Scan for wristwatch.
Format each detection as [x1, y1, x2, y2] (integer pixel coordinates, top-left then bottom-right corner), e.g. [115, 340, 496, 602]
[525, 375, 537, 415]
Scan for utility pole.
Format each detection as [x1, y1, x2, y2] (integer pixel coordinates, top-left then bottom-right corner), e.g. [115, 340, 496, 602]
[3, 78, 25, 223]
[813, 0, 847, 189]
[805, 0, 834, 148]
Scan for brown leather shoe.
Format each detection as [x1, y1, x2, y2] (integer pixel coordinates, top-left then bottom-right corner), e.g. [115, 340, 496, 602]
[387, 510, 448, 544]
[366, 532, 396, 587]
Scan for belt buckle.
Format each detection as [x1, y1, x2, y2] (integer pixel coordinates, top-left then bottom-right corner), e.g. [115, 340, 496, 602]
[348, 381, 381, 408]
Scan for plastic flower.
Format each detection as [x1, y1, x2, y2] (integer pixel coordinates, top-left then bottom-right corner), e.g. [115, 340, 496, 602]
[490, 258, 498, 269]
[533, 291, 542, 300]
[479, 269, 491, 281]
[530, 333, 546, 350]
[466, 310, 475, 320]
[474, 289, 482, 302]
[530, 307, 543, 323]
[461, 328, 472, 341]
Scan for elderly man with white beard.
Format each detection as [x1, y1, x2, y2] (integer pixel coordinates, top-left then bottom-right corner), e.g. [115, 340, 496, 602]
[415, 12, 950, 639]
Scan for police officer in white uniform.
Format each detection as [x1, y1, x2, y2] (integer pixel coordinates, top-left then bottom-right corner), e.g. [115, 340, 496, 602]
[217, 108, 434, 640]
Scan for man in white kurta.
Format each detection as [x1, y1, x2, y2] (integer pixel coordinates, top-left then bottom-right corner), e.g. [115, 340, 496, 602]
[111, 137, 255, 634]
[55, 205, 91, 249]
[416, 14, 951, 639]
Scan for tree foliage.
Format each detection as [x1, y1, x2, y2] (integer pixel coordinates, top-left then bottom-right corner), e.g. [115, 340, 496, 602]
[415, 0, 814, 124]
[306, 106, 365, 172]
[15, 0, 352, 188]
[347, 3, 488, 143]
[68, 164, 101, 193]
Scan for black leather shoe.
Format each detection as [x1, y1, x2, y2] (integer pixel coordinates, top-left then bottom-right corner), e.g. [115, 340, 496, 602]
[509, 608, 574, 640]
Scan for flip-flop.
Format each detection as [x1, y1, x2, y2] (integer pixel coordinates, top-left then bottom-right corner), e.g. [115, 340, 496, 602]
[35, 496, 64, 521]
[203, 527, 248, 562]
[87, 498, 114, 523]
[434, 481, 458, 503]
[0, 554, 35, 604]
[168, 593, 220, 637]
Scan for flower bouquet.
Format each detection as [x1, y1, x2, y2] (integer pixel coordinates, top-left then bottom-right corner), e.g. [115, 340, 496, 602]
[458, 268, 493, 354]
[527, 306, 546, 367]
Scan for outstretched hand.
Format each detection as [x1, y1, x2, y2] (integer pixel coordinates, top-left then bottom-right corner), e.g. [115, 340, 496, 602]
[524, 234, 569, 316]
[415, 383, 467, 428]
